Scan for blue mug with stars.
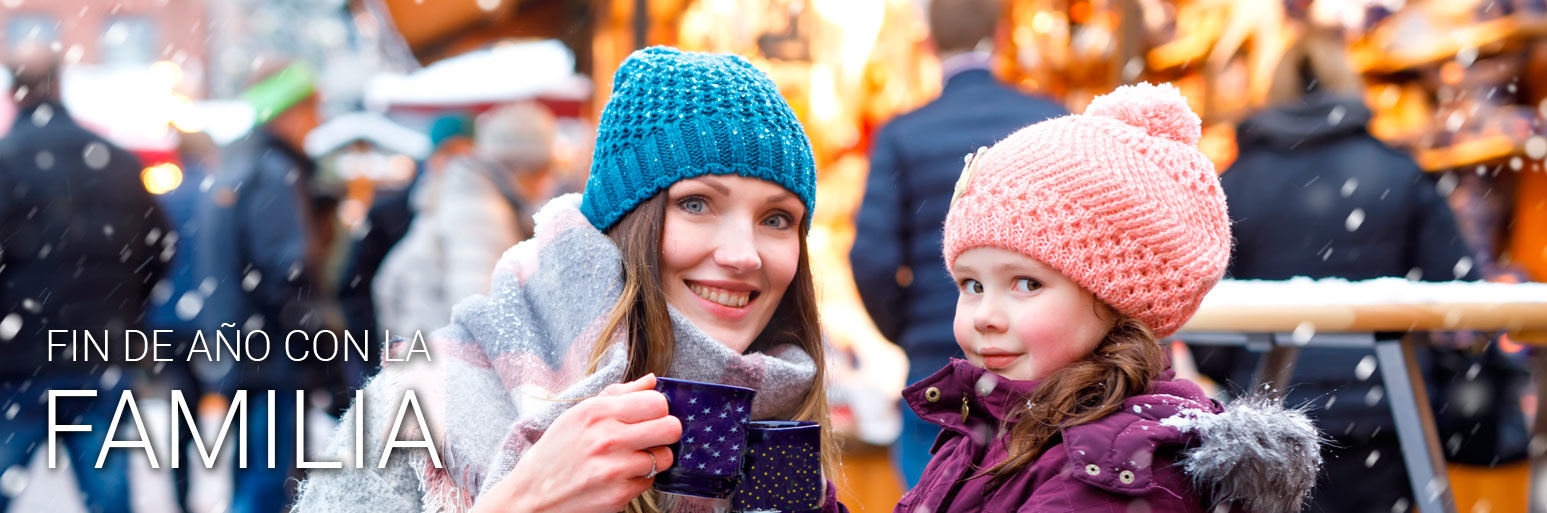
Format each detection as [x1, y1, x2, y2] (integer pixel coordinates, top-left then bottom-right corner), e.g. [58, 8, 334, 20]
[731, 421, 824, 513]
[653, 377, 757, 499]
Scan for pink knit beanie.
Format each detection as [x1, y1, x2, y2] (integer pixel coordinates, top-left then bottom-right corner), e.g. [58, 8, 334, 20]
[942, 82, 1231, 337]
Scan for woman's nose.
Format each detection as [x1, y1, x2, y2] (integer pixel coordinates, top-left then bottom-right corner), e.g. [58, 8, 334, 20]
[713, 222, 762, 273]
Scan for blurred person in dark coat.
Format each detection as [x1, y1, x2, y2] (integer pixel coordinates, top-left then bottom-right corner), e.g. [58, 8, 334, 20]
[143, 130, 221, 513]
[1196, 28, 1487, 513]
[196, 61, 323, 513]
[0, 44, 171, 513]
[848, 0, 1068, 487]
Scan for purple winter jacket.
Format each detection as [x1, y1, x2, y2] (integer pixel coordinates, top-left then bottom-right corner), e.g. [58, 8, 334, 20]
[895, 359, 1322, 513]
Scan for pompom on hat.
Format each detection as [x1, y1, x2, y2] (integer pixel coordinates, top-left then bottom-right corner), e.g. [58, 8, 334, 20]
[942, 82, 1231, 337]
[580, 46, 817, 231]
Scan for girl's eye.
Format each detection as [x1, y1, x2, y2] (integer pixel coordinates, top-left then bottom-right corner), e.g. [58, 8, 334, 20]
[762, 212, 793, 230]
[960, 279, 983, 295]
[1013, 277, 1042, 292]
[678, 197, 708, 214]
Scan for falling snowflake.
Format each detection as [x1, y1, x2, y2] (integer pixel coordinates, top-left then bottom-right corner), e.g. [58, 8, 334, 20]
[243, 270, 262, 292]
[1340, 178, 1358, 197]
[83, 142, 111, 170]
[1364, 385, 1384, 406]
[1345, 209, 1365, 232]
[101, 366, 122, 388]
[1365, 449, 1380, 468]
[1355, 355, 1377, 381]
[1436, 173, 1458, 196]
[1525, 136, 1547, 160]
[0, 314, 21, 340]
[1291, 321, 1315, 345]
[1453, 257, 1473, 279]
[35, 151, 54, 170]
[0, 464, 29, 499]
[176, 291, 204, 321]
[30, 103, 52, 126]
[975, 372, 998, 397]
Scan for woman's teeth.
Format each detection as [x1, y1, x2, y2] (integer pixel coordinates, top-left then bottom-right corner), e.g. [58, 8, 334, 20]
[690, 284, 750, 308]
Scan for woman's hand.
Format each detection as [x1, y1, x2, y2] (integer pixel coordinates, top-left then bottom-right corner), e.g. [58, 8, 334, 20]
[473, 374, 682, 513]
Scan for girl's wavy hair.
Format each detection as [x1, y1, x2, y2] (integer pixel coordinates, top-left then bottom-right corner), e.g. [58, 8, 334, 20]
[585, 192, 838, 513]
[981, 313, 1169, 483]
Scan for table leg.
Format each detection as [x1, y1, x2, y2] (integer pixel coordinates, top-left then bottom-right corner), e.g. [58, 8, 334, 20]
[1531, 347, 1547, 513]
[1252, 343, 1299, 400]
[1375, 334, 1456, 513]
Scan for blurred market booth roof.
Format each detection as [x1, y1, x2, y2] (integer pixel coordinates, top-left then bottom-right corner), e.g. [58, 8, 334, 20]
[304, 111, 431, 160]
[363, 39, 590, 112]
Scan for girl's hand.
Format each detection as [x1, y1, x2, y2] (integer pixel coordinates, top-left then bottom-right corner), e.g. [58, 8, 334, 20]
[473, 374, 682, 513]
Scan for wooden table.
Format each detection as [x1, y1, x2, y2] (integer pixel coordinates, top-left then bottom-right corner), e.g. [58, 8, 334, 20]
[1178, 279, 1547, 513]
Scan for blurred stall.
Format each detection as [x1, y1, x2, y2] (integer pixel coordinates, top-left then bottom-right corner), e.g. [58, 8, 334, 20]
[578, 0, 1547, 511]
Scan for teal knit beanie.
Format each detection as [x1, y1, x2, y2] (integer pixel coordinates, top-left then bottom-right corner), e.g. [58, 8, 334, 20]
[580, 46, 817, 231]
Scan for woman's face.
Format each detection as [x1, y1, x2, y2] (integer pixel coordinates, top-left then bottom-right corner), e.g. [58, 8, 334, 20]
[661, 175, 805, 353]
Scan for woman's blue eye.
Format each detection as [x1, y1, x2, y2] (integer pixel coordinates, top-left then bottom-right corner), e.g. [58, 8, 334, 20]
[679, 197, 707, 214]
[762, 213, 793, 229]
[1014, 278, 1042, 292]
[961, 279, 983, 294]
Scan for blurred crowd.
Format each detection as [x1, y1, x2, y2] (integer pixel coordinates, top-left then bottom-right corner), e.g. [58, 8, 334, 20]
[0, 42, 582, 513]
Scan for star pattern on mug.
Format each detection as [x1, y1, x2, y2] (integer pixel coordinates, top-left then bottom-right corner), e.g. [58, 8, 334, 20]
[678, 402, 751, 476]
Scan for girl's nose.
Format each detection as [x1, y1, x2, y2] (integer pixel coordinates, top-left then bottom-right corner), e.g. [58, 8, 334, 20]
[973, 296, 1007, 334]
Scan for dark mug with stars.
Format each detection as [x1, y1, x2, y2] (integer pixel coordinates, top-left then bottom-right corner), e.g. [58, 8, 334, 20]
[731, 421, 823, 513]
[652, 377, 757, 499]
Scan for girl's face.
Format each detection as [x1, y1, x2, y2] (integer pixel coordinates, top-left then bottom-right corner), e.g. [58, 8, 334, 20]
[661, 175, 805, 353]
[951, 247, 1114, 381]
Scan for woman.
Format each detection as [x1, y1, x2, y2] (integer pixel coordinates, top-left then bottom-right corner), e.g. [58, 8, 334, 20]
[295, 46, 842, 513]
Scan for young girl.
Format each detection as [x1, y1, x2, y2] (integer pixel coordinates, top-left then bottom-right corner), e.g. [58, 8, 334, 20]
[895, 83, 1322, 513]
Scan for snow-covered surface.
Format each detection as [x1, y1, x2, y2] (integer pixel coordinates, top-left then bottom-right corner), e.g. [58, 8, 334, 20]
[364, 40, 591, 109]
[189, 100, 258, 146]
[303, 111, 430, 159]
[61, 66, 182, 151]
[1202, 277, 1547, 306]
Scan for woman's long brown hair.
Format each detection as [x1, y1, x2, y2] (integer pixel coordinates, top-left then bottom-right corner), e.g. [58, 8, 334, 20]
[585, 192, 838, 512]
[981, 315, 1169, 482]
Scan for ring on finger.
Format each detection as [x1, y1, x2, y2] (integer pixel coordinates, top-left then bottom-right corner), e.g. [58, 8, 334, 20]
[644, 449, 659, 479]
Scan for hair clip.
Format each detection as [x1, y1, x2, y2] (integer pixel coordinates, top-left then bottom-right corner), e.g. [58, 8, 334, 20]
[951, 145, 989, 207]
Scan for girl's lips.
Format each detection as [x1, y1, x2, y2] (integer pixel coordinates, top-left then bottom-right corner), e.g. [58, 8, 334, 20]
[981, 353, 1023, 370]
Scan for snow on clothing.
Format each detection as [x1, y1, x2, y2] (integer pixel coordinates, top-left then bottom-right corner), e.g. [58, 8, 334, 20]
[294, 194, 846, 513]
[896, 359, 1321, 513]
[374, 156, 531, 339]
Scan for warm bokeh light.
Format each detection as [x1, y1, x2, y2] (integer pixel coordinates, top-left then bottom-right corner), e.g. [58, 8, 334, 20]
[149, 60, 184, 91]
[141, 162, 184, 195]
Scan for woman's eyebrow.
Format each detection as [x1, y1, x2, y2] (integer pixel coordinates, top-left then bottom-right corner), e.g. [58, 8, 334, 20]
[696, 177, 731, 195]
[765, 191, 796, 204]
